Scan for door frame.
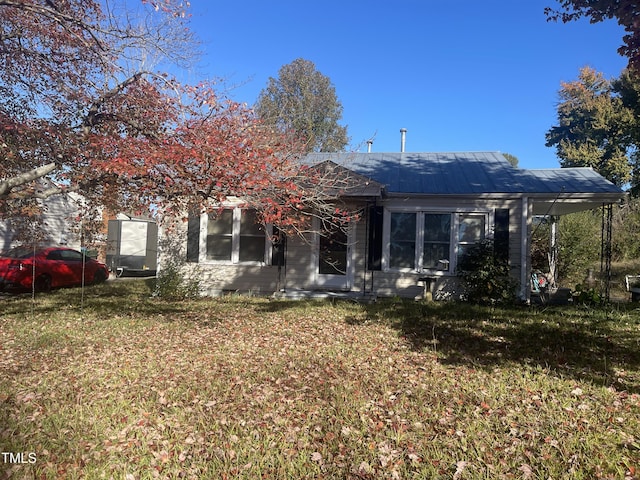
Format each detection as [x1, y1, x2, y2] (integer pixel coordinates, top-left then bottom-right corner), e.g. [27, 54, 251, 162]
[312, 218, 355, 290]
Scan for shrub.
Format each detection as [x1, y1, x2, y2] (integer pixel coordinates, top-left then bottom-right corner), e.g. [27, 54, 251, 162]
[154, 261, 201, 300]
[572, 284, 603, 305]
[457, 238, 518, 304]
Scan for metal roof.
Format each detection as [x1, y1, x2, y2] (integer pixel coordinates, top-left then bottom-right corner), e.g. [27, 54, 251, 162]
[303, 151, 625, 215]
[304, 151, 624, 196]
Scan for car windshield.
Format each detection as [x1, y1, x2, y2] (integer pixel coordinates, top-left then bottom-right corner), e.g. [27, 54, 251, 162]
[1, 247, 36, 259]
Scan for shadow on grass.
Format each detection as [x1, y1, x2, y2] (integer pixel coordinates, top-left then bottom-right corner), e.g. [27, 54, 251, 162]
[4, 282, 639, 393]
[255, 297, 640, 392]
[0, 278, 190, 319]
[356, 300, 640, 393]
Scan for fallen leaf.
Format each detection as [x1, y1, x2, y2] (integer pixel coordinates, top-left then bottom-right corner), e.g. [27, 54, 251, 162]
[453, 460, 468, 480]
[519, 463, 533, 479]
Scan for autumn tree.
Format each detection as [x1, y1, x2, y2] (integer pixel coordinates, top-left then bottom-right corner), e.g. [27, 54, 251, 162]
[545, 66, 634, 188]
[545, 0, 640, 69]
[0, 0, 197, 211]
[255, 58, 349, 153]
[0, 2, 356, 239]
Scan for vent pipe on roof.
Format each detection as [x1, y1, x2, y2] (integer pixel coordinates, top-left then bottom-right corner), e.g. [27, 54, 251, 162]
[400, 128, 407, 153]
[366, 139, 373, 153]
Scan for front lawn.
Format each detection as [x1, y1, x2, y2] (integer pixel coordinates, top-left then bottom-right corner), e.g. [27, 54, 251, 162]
[1, 281, 639, 479]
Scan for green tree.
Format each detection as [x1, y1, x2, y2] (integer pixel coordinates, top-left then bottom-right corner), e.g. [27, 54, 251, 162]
[612, 198, 640, 260]
[557, 210, 602, 283]
[255, 58, 349, 153]
[613, 69, 640, 194]
[545, 66, 633, 187]
[545, 1, 640, 69]
[502, 153, 519, 167]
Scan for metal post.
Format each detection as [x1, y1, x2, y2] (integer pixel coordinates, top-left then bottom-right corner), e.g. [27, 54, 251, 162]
[600, 203, 613, 302]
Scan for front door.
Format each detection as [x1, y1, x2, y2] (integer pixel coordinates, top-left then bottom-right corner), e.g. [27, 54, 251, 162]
[315, 220, 353, 290]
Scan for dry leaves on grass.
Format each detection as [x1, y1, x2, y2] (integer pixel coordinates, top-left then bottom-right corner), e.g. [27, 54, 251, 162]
[1, 287, 640, 479]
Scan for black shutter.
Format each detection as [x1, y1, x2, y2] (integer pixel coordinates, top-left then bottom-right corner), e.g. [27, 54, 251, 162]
[367, 206, 383, 271]
[271, 226, 286, 267]
[186, 212, 200, 263]
[494, 208, 509, 263]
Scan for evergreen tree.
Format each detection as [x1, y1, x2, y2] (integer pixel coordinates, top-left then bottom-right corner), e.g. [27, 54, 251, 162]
[255, 58, 349, 153]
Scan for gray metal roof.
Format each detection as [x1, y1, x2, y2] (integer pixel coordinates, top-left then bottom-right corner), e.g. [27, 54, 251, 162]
[304, 151, 624, 197]
[303, 151, 626, 215]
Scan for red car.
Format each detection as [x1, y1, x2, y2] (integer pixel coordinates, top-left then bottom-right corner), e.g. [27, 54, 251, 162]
[0, 247, 109, 292]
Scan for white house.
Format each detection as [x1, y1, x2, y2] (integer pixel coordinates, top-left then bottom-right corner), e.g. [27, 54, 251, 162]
[160, 151, 625, 302]
[0, 191, 89, 252]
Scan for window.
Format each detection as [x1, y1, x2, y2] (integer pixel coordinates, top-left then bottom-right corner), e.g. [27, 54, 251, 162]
[47, 250, 83, 261]
[389, 212, 416, 269]
[423, 213, 451, 269]
[207, 209, 233, 261]
[239, 210, 266, 262]
[457, 214, 485, 262]
[384, 210, 487, 273]
[59, 250, 84, 261]
[206, 208, 267, 263]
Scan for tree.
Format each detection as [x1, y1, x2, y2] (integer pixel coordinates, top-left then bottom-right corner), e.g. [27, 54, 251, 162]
[545, 1, 640, 69]
[255, 58, 349, 153]
[502, 153, 519, 167]
[613, 68, 640, 194]
[545, 66, 634, 187]
[0, 0, 195, 210]
[0, 2, 354, 237]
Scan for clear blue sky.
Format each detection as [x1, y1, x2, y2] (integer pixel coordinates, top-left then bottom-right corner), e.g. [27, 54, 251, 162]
[182, 1, 628, 170]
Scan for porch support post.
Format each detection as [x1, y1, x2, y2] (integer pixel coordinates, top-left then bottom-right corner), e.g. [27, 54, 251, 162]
[548, 216, 559, 289]
[600, 203, 613, 302]
[520, 196, 531, 302]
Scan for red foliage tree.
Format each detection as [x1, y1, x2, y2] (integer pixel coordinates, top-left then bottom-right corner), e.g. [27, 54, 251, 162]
[0, 0, 195, 208]
[0, 0, 356, 239]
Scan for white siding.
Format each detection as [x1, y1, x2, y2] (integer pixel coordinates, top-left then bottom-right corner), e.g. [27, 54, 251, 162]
[162, 195, 526, 299]
[0, 193, 89, 251]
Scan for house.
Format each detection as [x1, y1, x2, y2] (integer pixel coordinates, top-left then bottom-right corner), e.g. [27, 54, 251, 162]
[0, 190, 89, 252]
[160, 151, 625, 302]
[0, 188, 140, 265]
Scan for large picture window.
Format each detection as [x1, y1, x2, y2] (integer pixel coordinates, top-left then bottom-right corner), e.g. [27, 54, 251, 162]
[384, 210, 487, 273]
[206, 208, 267, 263]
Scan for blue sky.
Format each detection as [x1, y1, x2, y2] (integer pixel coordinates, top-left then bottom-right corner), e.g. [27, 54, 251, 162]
[182, 1, 628, 170]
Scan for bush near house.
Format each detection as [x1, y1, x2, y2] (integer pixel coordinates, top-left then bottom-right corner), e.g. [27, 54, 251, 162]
[457, 238, 518, 304]
[1, 282, 639, 479]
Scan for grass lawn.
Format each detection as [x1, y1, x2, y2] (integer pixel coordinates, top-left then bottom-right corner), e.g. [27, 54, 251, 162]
[1, 280, 639, 479]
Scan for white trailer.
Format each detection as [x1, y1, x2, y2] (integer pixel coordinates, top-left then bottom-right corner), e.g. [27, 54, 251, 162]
[106, 218, 158, 276]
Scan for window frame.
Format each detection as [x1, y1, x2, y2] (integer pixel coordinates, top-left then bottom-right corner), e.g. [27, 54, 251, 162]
[202, 207, 272, 265]
[205, 209, 234, 262]
[382, 208, 490, 274]
[422, 212, 452, 270]
[456, 213, 487, 264]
